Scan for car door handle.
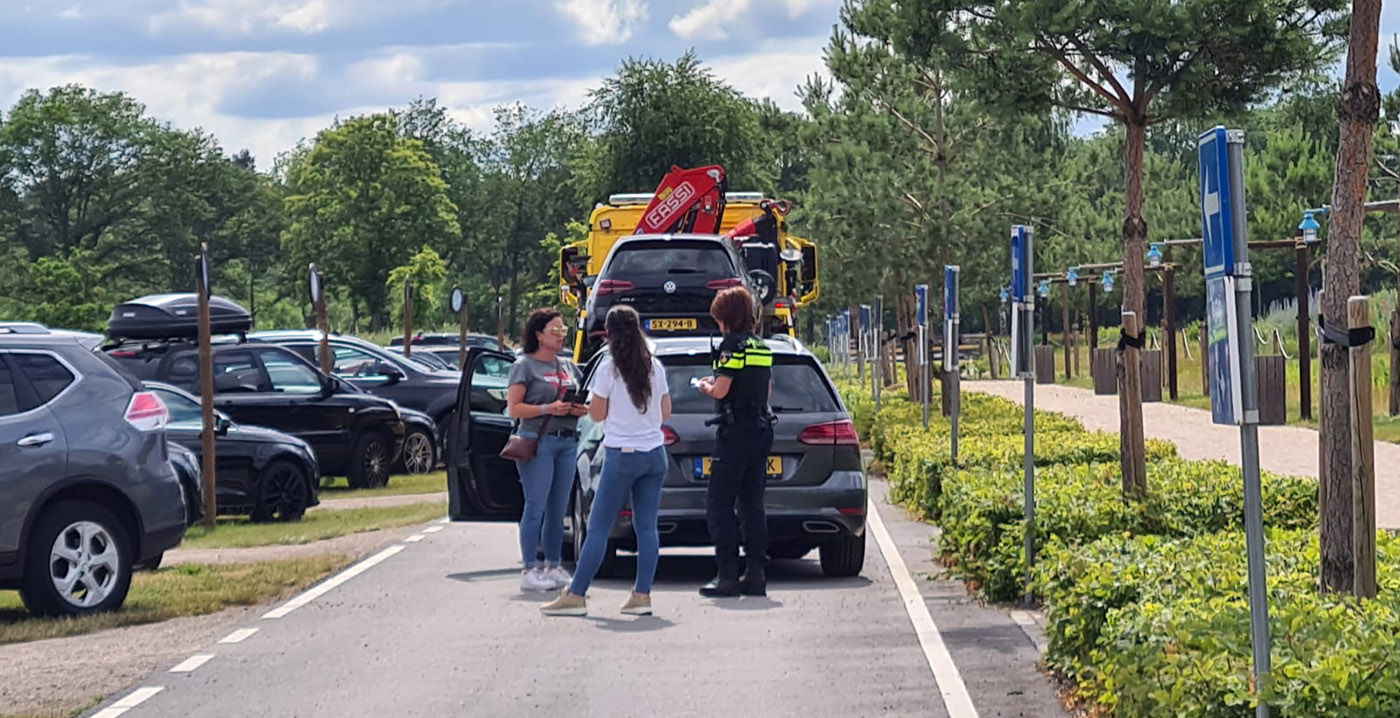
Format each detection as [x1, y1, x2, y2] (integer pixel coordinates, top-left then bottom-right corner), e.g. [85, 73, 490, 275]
[17, 433, 54, 448]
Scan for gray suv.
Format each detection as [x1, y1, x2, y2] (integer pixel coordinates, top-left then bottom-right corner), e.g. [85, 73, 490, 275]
[0, 324, 186, 616]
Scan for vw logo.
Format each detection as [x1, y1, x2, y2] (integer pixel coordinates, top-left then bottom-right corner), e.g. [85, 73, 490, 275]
[663, 281, 677, 294]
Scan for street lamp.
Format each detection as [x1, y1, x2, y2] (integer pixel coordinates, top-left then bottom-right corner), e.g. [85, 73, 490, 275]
[1148, 243, 1163, 267]
[1102, 270, 1115, 293]
[1038, 279, 1051, 298]
[1067, 267, 1079, 286]
[1298, 210, 1320, 245]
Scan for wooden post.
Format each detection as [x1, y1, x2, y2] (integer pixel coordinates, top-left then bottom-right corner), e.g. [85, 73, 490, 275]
[454, 287, 469, 370]
[1164, 259, 1178, 400]
[852, 306, 865, 389]
[1039, 296, 1049, 346]
[1087, 282, 1099, 350]
[1297, 243, 1313, 421]
[983, 305, 998, 379]
[402, 278, 414, 357]
[1390, 310, 1399, 416]
[1349, 296, 1377, 598]
[1200, 329, 1210, 395]
[310, 265, 332, 375]
[1119, 310, 1147, 498]
[195, 246, 218, 528]
[1061, 283, 1072, 379]
[1072, 322, 1081, 377]
[496, 295, 505, 348]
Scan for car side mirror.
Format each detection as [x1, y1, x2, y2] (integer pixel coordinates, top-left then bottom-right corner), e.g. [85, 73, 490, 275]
[215, 416, 232, 436]
[382, 367, 405, 385]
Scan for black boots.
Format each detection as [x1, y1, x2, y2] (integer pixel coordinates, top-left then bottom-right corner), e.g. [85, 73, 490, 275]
[699, 577, 741, 598]
[738, 567, 767, 596]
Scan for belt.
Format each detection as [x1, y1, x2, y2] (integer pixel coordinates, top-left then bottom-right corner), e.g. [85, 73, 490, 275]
[543, 428, 576, 437]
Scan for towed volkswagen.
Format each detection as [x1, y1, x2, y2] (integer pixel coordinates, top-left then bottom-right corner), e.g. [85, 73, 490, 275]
[445, 336, 866, 577]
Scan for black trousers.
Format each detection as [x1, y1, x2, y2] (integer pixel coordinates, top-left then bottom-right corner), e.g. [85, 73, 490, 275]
[706, 418, 774, 579]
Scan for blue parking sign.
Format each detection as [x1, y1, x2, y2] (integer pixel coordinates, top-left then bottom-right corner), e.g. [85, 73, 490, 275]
[943, 265, 959, 320]
[1198, 126, 1236, 278]
[1206, 278, 1242, 424]
[1010, 226, 1031, 301]
[915, 284, 928, 326]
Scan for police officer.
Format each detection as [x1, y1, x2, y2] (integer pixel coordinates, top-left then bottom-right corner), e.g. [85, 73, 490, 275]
[696, 286, 774, 597]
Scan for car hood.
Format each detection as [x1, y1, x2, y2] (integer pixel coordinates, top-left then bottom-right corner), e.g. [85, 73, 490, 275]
[223, 423, 314, 451]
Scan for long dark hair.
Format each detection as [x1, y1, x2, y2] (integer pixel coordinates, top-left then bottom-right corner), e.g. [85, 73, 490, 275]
[605, 306, 653, 412]
[520, 307, 562, 354]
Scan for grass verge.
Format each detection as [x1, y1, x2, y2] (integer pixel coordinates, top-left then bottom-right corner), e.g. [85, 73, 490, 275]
[317, 471, 446, 499]
[180, 502, 445, 549]
[0, 555, 349, 645]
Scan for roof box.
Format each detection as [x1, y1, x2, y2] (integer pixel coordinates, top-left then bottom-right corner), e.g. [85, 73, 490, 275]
[107, 293, 252, 341]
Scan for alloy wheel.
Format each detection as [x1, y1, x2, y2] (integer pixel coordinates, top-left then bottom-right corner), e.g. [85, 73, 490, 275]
[48, 521, 121, 609]
[402, 431, 434, 474]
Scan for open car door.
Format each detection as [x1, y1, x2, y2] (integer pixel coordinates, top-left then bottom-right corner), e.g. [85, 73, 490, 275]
[447, 347, 522, 521]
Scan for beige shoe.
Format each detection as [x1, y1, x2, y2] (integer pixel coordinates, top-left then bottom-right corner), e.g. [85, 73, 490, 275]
[541, 591, 587, 616]
[620, 593, 652, 616]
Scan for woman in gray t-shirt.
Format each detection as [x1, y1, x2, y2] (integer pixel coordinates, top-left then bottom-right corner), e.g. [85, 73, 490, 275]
[506, 308, 586, 593]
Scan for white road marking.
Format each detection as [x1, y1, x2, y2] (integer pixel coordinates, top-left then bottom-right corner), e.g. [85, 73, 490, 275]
[867, 497, 980, 718]
[423, 525, 444, 533]
[262, 545, 405, 620]
[404, 534, 425, 543]
[219, 628, 258, 644]
[169, 654, 213, 673]
[94, 686, 164, 715]
[1010, 610, 1048, 654]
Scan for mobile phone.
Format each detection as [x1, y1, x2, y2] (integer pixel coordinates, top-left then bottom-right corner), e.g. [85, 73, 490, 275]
[561, 388, 582, 405]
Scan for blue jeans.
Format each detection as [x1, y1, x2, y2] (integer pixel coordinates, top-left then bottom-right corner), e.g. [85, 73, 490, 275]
[514, 433, 578, 568]
[570, 446, 667, 596]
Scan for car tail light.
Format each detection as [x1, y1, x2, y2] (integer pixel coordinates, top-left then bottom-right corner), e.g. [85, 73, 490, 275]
[595, 279, 635, 295]
[125, 391, 170, 431]
[774, 297, 791, 309]
[661, 425, 679, 446]
[706, 278, 743, 290]
[109, 350, 137, 358]
[799, 420, 859, 446]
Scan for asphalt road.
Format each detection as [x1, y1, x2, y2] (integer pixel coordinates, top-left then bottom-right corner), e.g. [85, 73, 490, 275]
[82, 480, 1066, 718]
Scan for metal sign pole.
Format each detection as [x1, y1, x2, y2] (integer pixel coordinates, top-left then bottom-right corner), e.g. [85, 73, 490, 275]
[402, 278, 414, 357]
[946, 266, 961, 463]
[916, 284, 930, 428]
[1011, 226, 1036, 605]
[195, 245, 218, 528]
[1200, 126, 1271, 718]
[874, 296, 884, 412]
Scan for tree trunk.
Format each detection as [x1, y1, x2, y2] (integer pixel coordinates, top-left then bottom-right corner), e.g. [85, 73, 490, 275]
[1119, 119, 1149, 497]
[1321, 0, 1382, 594]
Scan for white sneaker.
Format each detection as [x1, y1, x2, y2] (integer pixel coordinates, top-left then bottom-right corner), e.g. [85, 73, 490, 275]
[520, 567, 554, 592]
[544, 566, 573, 590]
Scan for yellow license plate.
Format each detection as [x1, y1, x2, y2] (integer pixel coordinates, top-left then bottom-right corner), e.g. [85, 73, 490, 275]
[648, 318, 698, 331]
[696, 456, 783, 478]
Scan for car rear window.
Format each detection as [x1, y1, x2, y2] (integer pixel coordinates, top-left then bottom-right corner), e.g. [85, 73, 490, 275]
[12, 353, 75, 406]
[605, 241, 735, 278]
[662, 358, 839, 415]
[0, 358, 19, 416]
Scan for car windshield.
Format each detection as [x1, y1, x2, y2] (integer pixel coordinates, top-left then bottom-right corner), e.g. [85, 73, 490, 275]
[660, 359, 839, 415]
[605, 242, 734, 279]
[152, 386, 202, 425]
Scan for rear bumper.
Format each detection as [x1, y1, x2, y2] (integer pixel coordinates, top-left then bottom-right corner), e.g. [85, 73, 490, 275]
[602, 470, 867, 548]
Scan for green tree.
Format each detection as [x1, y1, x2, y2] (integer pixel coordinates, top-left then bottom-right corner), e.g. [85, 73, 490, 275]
[282, 114, 460, 329]
[387, 246, 450, 330]
[895, 0, 1346, 494]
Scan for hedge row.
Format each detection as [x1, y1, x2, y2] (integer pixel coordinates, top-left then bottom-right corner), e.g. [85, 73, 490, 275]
[837, 382, 1400, 717]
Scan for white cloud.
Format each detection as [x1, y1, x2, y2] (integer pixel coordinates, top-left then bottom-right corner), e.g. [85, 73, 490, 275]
[554, 0, 648, 45]
[57, 5, 84, 20]
[147, 0, 341, 35]
[706, 42, 827, 112]
[668, 0, 748, 41]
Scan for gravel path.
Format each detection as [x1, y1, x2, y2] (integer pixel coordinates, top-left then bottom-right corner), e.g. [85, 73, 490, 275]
[965, 380, 1400, 530]
[313, 491, 446, 512]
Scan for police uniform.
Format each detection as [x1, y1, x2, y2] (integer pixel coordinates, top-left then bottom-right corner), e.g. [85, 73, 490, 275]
[703, 333, 774, 596]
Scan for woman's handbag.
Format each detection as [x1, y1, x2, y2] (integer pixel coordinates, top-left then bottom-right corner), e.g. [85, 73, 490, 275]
[499, 361, 566, 463]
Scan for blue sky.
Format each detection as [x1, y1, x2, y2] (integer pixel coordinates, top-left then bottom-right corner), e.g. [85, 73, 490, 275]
[3, 1, 1400, 167]
[0, 0, 841, 165]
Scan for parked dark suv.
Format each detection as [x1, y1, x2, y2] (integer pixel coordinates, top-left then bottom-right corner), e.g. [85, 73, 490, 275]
[577, 234, 760, 362]
[0, 324, 187, 616]
[105, 340, 406, 488]
[251, 331, 458, 473]
[446, 336, 866, 577]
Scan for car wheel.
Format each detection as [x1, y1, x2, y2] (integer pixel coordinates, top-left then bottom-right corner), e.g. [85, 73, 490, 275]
[251, 460, 312, 523]
[347, 432, 392, 489]
[397, 428, 436, 475]
[819, 532, 866, 577]
[571, 489, 619, 577]
[19, 501, 133, 617]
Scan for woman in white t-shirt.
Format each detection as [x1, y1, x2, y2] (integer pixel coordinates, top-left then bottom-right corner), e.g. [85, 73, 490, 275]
[542, 305, 670, 617]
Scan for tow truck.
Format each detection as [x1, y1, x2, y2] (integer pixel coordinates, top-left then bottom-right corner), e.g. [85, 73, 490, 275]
[558, 165, 820, 359]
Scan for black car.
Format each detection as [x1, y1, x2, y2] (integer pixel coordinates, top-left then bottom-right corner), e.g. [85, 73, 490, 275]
[393, 347, 454, 372]
[147, 382, 321, 522]
[577, 234, 761, 362]
[446, 337, 867, 577]
[390, 332, 507, 368]
[167, 442, 205, 527]
[105, 339, 406, 488]
[0, 325, 187, 616]
[251, 331, 457, 473]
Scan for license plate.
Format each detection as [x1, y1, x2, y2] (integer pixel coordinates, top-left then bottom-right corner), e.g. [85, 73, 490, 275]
[694, 456, 783, 479]
[648, 318, 698, 331]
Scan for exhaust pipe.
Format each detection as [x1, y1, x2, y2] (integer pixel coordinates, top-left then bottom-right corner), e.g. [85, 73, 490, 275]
[803, 520, 841, 534]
